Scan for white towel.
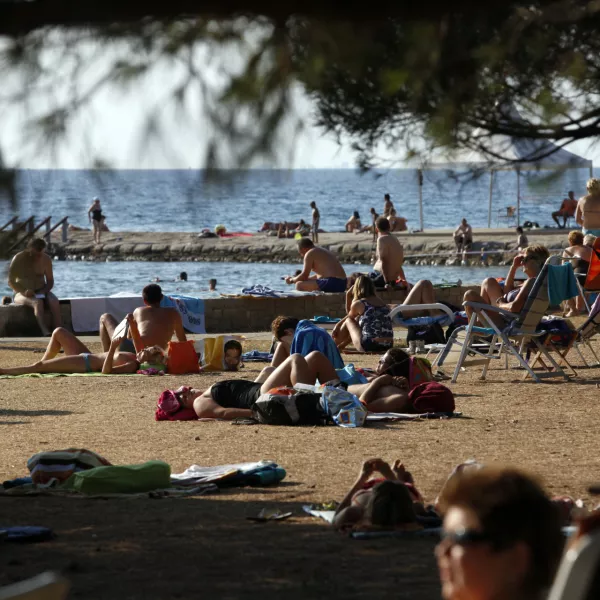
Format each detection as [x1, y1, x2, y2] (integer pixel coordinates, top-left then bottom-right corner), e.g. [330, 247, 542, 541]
[68, 294, 141, 333]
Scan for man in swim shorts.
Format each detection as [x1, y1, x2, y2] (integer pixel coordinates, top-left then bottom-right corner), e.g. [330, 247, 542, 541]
[368, 217, 406, 289]
[284, 237, 347, 292]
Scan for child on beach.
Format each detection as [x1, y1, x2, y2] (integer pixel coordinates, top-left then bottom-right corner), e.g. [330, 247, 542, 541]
[310, 201, 320, 243]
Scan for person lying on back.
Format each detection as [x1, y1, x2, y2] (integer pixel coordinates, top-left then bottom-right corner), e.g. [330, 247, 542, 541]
[284, 237, 347, 293]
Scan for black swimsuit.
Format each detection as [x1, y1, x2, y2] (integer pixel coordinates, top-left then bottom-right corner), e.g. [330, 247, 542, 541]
[210, 380, 262, 409]
[91, 209, 103, 222]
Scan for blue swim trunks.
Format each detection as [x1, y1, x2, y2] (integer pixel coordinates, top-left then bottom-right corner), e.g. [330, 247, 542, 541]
[317, 277, 347, 293]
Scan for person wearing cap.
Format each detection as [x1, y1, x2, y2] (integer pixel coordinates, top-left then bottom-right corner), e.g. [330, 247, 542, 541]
[88, 197, 104, 244]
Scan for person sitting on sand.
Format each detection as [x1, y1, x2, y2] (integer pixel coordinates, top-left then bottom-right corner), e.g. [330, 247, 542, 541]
[369, 217, 406, 288]
[8, 237, 62, 336]
[346, 211, 362, 233]
[176, 351, 340, 420]
[563, 230, 592, 316]
[0, 329, 148, 375]
[99, 284, 186, 353]
[332, 275, 393, 353]
[552, 190, 578, 229]
[576, 178, 600, 236]
[515, 226, 528, 251]
[270, 315, 344, 369]
[333, 458, 425, 531]
[453, 218, 473, 254]
[283, 238, 347, 293]
[388, 209, 408, 232]
[463, 245, 550, 327]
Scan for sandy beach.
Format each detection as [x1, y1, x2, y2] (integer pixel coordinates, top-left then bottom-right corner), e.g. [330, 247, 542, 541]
[1, 331, 599, 598]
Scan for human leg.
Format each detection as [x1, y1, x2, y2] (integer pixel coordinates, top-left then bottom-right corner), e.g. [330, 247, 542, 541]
[480, 277, 504, 305]
[552, 211, 563, 228]
[0, 354, 89, 376]
[295, 280, 320, 291]
[42, 327, 90, 361]
[14, 293, 50, 335]
[260, 354, 315, 393]
[99, 313, 119, 351]
[255, 366, 276, 383]
[305, 351, 340, 383]
[403, 279, 435, 305]
[332, 320, 353, 350]
[270, 341, 290, 367]
[345, 317, 367, 351]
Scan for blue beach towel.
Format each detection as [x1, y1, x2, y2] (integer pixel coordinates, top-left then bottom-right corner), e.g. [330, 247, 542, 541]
[160, 294, 205, 333]
[547, 263, 579, 306]
[290, 320, 344, 369]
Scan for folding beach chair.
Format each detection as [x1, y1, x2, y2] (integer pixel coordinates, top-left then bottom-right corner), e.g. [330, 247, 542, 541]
[572, 294, 600, 367]
[388, 303, 455, 332]
[575, 237, 600, 313]
[436, 256, 571, 383]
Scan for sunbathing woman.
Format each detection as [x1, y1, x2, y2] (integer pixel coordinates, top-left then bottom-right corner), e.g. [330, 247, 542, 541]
[333, 458, 425, 530]
[332, 275, 393, 352]
[462, 245, 550, 327]
[177, 351, 339, 420]
[0, 327, 160, 375]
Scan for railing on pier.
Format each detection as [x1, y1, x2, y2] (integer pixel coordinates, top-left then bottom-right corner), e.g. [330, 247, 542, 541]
[2, 216, 69, 254]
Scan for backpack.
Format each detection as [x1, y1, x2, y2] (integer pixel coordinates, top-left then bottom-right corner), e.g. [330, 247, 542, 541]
[406, 322, 445, 344]
[252, 387, 327, 426]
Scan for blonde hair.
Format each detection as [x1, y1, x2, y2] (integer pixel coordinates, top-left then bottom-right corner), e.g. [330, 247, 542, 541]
[522, 245, 550, 270]
[584, 234, 597, 247]
[568, 231, 584, 246]
[353, 274, 376, 301]
[586, 178, 600, 195]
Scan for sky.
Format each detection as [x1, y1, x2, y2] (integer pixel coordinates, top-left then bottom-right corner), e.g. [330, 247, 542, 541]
[1, 33, 600, 170]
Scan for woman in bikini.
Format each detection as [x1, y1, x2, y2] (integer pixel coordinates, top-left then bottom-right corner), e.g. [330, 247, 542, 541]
[87, 197, 104, 244]
[332, 275, 393, 352]
[462, 245, 550, 326]
[0, 327, 158, 375]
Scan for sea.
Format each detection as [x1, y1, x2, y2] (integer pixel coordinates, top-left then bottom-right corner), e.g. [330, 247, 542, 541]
[0, 167, 591, 297]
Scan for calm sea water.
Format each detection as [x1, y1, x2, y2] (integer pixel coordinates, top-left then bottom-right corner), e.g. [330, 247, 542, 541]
[0, 168, 593, 233]
[0, 259, 507, 298]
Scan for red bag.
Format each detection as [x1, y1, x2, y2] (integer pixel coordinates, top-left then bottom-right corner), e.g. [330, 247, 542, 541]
[409, 382, 455, 414]
[166, 341, 199, 374]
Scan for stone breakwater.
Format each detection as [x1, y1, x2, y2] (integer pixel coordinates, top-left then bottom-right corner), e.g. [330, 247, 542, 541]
[9, 228, 571, 266]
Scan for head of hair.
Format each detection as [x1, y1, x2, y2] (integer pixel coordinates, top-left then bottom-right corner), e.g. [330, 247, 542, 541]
[142, 284, 163, 306]
[370, 207, 376, 214]
[353, 274, 376, 301]
[568, 231, 584, 246]
[1, 296, 12, 305]
[375, 217, 390, 232]
[384, 347, 411, 378]
[310, 201, 316, 208]
[137, 345, 166, 367]
[384, 193, 390, 200]
[297, 237, 314, 251]
[179, 271, 188, 281]
[568, 190, 574, 196]
[223, 339, 242, 356]
[516, 226, 523, 234]
[587, 178, 600, 195]
[437, 466, 563, 595]
[353, 211, 360, 219]
[461, 218, 467, 225]
[208, 278, 217, 289]
[366, 481, 417, 527]
[27, 237, 46, 252]
[271, 316, 300, 340]
[584, 234, 597, 247]
[522, 245, 550, 271]
[299, 219, 306, 225]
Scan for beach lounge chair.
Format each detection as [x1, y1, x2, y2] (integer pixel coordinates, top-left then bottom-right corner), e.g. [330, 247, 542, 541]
[575, 237, 600, 313]
[388, 303, 455, 337]
[572, 295, 600, 367]
[436, 256, 572, 383]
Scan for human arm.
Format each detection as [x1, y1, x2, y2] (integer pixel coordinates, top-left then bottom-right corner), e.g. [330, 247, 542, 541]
[173, 310, 187, 342]
[377, 238, 394, 285]
[497, 278, 533, 314]
[359, 374, 395, 404]
[88, 204, 95, 223]
[7, 256, 32, 296]
[503, 255, 522, 293]
[192, 391, 253, 420]
[290, 251, 313, 283]
[102, 337, 138, 374]
[126, 312, 144, 352]
[38, 256, 54, 294]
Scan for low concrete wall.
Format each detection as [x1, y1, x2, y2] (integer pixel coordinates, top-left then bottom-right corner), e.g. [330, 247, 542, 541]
[0, 287, 476, 337]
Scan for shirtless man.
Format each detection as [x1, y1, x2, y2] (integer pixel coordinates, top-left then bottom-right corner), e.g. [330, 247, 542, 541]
[369, 217, 406, 288]
[552, 191, 578, 229]
[383, 193, 394, 217]
[8, 237, 61, 335]
[99, 283, 186, 352]
[576, 178, 600, 237]
[284, 237, 347, 293]
[453, 218, 473, 253]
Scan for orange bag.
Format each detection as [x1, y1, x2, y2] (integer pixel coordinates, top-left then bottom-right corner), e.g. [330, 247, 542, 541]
[167, 341, 200, 374]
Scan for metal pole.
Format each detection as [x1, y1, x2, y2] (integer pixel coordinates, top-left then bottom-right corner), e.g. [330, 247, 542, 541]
[516, 168, 521, 226]
[488, 169, 494, 228]
[418, 169, 424, 231]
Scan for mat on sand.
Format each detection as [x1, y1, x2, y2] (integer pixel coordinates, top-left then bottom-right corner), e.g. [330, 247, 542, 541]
[0, 372, 145, 379]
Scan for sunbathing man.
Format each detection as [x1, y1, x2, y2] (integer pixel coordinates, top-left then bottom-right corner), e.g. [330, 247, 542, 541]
[284, 237, 347, 293]
[0, 330, 157, 375]
[99, 284, 187, 353]
[177, 351, 339, 420]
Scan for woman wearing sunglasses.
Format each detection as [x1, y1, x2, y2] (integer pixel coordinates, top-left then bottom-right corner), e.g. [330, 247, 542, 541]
[436, 466, 563, 600]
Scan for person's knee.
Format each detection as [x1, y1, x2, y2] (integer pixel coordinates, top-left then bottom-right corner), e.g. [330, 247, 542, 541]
[306, 351, 326, 362]
[52, 327, 68, 337]
[481, 277, 496, 290]
[463, 290, 478, 302]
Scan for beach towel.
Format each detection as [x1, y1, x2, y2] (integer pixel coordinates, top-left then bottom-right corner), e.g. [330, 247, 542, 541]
[290, 320, 344, 369]
[547, 263, 579, 306]
[195, 335, 244, 371]
[160, 294, 205, 334]
[171, 461, 286, 487]
[0, 372, 144, 379]
[336, 364, 368, 385]
[0, 526, 55, 543]
[240, 285, 323, 298]
[242, 350, 273, 362]
[27, 448, 112, 485]
[69, 293, 141, 333]
[366, 411, 462, 421]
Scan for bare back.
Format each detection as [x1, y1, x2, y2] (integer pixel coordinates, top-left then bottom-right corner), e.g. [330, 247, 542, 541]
[577, 195, 600, 229]
[374, 234, 404, 279]
[133, 306, 184, 348]
[305, 247, 346, 279]
[8, 250, 50, 293]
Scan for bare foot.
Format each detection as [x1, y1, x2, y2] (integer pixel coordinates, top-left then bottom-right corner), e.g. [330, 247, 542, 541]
[392, 460, 414, 484]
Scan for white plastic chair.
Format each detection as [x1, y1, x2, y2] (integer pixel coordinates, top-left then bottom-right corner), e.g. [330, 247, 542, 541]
[0, 572, 69, 600]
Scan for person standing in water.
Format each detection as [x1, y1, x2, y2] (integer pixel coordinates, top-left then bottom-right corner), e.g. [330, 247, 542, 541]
[88, 197, 104, 244]
[310, 201, 320, 243]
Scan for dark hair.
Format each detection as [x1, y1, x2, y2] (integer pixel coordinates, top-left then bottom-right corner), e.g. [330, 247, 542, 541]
[370, 207, 376, 213]
[353, 211, 360, 219]
[297, 237, 314, 251]
[271, 316, 300, 340]
[142, 284, 163, 305]
[310, 201, 316, 208]
[209, 278, 217, 288]
[384, 193, 390, 200]
[438, 467, 563, 595]
[375, 217, 390, 232]
[384, 347, 411, 379]
[516, 226, 523, 233]
[293, 269, 302, 276]
[366, 481, 417, 527]
[223, 340, 242, 355]
[179, 271, 188, 281]
[1, 296, 12, 305]
[299, 219, 306, 225]
[28, 237, 46, 251]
